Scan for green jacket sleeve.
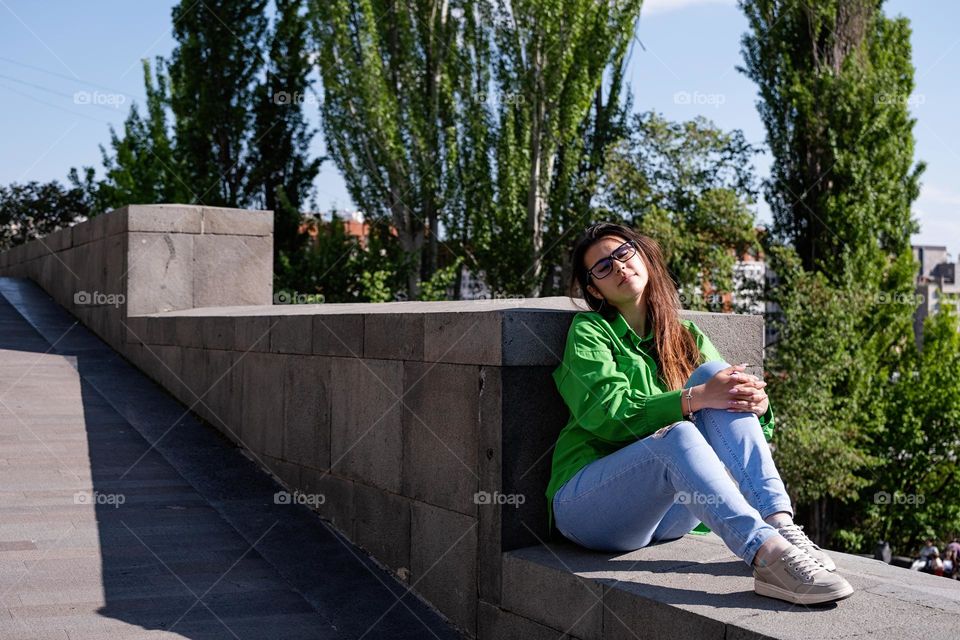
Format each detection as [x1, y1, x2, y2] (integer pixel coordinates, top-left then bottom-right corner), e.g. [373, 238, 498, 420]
[685, 320, 776, 442]
[553, 316, 685, 444]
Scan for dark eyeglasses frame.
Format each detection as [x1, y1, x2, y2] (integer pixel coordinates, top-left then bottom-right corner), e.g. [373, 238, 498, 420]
[587, 240, 638, 280]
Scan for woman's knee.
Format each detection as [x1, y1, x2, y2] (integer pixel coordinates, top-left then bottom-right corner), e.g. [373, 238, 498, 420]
[684, 360, 731, 388]
[652, 419, 709, 450]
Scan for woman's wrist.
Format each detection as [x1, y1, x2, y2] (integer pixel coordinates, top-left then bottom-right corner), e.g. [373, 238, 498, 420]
[688, 384, 705, 413]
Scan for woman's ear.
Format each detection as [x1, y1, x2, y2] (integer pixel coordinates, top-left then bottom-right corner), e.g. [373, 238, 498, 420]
[586, 283, 602, 300]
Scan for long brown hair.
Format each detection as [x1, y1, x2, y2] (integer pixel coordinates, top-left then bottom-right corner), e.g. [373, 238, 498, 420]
[569, 222, 702, 390]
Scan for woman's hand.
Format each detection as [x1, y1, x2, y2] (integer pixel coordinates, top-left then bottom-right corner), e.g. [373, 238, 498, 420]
[724, 369, 768, 416]
[689, 364, 768, 416]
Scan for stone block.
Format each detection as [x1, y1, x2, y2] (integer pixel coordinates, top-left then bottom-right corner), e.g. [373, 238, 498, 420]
[126, 204, 203, 233]
[411, 501, 478, 636]
[478, 601, 580, 640]
[193, 234, 273, 308]
[478, 365, 504, 605]
[423, 312, 502, 365]
[601, 584, 725, 640]
[502, 310, 572, 366]
[174, 316, 205, 349]
[329, 357, 403, 492]
[300, 469, 355, 537]
[204, 349, 243, 444]
[270, 315, 313, 354]
[240, 352, 286, 458]
[313, 314, 363, 357]
[201, 316, 237, 351]
[500, 366, 570, 552]
[680, 311, 764, 378]
[282, 355, 331, 470]
[402, 361, 479, 515]
[236, 316, 273, 352]
[364, 313, 423, 360]
[180, 347, 207, 412]
[126, 232, 194, 315]
[201, 206, 273, 235]
[354, 482, 410, 574]
[501, 553, 602, 640]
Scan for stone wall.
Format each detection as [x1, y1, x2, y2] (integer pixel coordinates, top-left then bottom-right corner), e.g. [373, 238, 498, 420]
[0, 205, 765, 637]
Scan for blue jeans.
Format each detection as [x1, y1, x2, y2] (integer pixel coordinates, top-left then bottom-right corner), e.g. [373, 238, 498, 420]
[552, 360, 794, 567]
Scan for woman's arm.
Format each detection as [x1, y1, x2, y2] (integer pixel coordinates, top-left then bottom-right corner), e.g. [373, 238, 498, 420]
[554, 316, 687, 443]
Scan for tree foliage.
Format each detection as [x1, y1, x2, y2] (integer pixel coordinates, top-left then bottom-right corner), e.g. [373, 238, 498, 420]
[598, 111, 762, 310]
[741, 0, 929, 550]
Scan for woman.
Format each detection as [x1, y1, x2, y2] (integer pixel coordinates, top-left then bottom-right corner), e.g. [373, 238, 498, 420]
[547, 222, 854, 605]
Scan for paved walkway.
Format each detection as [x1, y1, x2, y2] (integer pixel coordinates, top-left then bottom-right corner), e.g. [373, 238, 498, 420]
[0, 277, 460, 640]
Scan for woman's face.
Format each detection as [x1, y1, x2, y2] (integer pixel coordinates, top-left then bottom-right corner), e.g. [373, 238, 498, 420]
[583, 235, 649, 306]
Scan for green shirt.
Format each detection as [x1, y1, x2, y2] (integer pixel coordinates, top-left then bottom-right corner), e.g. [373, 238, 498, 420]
[546, 310, 775, 533]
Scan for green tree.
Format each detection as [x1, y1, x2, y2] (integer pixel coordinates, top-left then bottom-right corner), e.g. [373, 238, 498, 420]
[740, 0, 926, 545]
[597, 112, 762, 311]
[856, 300, 960, 555]
[481, 0, 643, 296]
[93, 58, 186, 211]
[168, 0, 268, 206]
[0, 180, 90, 250]
[740, 0, 924, 286]
[310, 0, 643, 299]
[310, 0, 461, 299]
[250, 0, 323, 276]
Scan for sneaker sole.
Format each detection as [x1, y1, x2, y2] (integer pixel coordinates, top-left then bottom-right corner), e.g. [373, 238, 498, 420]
[754, 580, 854, 605]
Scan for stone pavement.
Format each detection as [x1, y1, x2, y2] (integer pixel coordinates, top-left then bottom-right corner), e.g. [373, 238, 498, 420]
[0, 277, 461, 640]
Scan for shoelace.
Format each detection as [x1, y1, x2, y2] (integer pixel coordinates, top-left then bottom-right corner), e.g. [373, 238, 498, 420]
[777, 523, 820, 552]
[781, 547, 822, 582]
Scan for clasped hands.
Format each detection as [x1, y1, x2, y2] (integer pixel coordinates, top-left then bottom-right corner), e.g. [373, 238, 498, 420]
[687, 363, 769, 417]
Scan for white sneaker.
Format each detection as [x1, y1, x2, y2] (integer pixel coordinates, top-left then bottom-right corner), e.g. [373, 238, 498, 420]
[754, 545, 854, 605]
[776, 523, 837, 571]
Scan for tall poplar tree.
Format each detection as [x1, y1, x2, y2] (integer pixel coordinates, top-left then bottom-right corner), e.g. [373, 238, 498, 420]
[168, 0, 268, 206]
[740, 0, 926, 546]
[250, 0, 323, 271]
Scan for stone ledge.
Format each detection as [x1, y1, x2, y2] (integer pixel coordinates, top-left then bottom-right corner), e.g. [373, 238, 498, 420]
[497, 535, 960, 639]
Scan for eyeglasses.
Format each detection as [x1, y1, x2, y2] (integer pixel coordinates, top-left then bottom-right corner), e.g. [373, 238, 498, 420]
[587, 240, 638, 280]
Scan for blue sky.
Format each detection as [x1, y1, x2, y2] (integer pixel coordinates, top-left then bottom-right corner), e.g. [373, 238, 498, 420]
[1, 0, 957, 260]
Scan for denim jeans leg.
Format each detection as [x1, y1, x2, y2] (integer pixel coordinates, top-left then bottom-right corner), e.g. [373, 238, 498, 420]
[552, 420, 779, 567]
[683, 360, 795, 520]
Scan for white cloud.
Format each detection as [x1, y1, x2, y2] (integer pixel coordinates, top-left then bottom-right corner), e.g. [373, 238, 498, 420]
[642, 0, 738, 17]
